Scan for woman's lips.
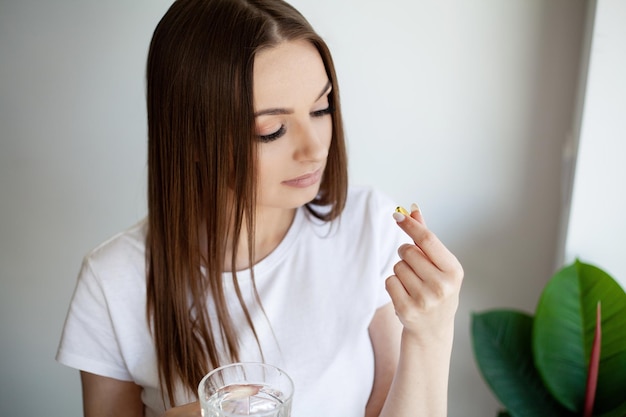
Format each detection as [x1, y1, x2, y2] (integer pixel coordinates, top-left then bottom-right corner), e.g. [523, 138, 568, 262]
[282, 169, 323, 188]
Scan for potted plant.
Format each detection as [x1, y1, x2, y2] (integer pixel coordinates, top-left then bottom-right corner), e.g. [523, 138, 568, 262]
[471, 260, 626, 417]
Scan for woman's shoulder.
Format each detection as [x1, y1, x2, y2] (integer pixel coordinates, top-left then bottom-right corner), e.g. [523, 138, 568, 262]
[81, 218, 148, 280]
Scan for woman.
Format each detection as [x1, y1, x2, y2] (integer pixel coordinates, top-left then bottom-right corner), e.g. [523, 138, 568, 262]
[56, 0, 463, 416]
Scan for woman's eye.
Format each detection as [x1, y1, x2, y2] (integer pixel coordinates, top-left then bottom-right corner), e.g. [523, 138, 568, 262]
[311, 106, 334, 118]
[258, 125, 286, 143]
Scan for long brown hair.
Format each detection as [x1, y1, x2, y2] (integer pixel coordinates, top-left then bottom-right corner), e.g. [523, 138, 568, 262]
[145, 0, 348, 405]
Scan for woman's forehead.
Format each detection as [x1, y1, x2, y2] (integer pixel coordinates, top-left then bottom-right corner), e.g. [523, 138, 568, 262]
[253, 40, 328, 109]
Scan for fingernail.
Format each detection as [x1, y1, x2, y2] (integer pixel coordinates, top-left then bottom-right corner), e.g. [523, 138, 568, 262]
[392, 211, 406, 222]
[410, 203, 420, 214]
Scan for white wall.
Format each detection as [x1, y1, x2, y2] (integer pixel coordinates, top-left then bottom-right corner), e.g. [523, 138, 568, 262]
[560, 0, 626, 287]
[0, 1, 586, 416]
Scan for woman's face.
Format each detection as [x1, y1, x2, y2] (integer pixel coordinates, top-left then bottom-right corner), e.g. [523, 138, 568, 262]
[252, 39, 333, 212]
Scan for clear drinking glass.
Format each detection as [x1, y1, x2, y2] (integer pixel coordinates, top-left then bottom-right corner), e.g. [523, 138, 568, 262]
[198, 362, 294, 417]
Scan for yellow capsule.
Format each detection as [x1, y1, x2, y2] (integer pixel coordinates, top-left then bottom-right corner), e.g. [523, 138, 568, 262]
[395, 206, 410, 216]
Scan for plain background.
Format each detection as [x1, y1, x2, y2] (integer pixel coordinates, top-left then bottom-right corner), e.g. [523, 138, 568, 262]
[1, 0, 622, 416]
[561, 0, 626, 284]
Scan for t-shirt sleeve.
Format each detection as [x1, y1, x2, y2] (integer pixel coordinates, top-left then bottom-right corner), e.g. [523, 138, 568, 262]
[56, 257, 133, 381]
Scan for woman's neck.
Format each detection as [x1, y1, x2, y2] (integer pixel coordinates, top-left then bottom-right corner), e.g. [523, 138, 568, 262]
[223, 206, 297, 272]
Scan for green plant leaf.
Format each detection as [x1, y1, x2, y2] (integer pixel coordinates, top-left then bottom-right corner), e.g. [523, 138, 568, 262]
[471, 310, 575, 417]
[533, 260, 626, 414]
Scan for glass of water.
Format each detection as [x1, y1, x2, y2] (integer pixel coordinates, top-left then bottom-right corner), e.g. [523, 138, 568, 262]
[198, 362, 294, 417]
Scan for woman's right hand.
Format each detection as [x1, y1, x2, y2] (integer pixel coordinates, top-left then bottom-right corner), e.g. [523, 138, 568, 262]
[161, 401, 202, 417]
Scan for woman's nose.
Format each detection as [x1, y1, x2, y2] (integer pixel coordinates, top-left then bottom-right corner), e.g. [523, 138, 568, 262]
[292, 119, 330, 162]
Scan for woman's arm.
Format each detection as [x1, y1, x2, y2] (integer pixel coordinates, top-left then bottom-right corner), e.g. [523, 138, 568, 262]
[80, 371, 202, 417]
[379, 205, 463, 417]
[80, 371, 144, 417]
[365, 303, 403, 417]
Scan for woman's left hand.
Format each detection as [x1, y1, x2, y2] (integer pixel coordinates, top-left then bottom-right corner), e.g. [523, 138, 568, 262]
[386, 205, 464, 346]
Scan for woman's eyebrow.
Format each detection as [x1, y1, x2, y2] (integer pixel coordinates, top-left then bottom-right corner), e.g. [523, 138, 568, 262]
[254, 80, 332, 117]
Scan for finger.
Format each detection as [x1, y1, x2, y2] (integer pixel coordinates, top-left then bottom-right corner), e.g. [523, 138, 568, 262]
[409, 203, 426, 226]
[393, 211, 459, 273]
[397, 243, 439, 280]
[386, 273, 439, 315]
[394, 247, 451, 301]
[393, 260, 425, 297]
[385, 275, 413, 311]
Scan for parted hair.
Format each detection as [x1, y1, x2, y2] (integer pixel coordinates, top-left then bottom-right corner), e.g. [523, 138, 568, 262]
[145, 0, 348, 404]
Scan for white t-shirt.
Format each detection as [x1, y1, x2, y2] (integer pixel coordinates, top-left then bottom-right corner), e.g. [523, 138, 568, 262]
[57, 186, 409, 417]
